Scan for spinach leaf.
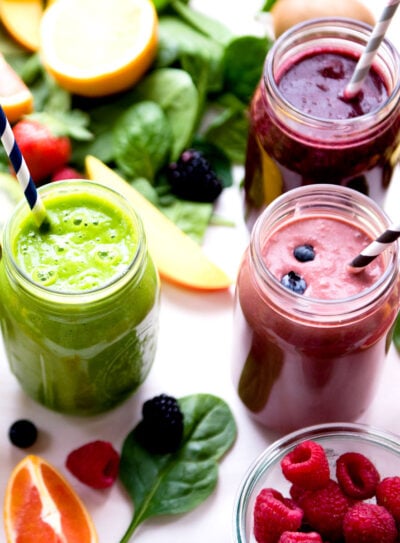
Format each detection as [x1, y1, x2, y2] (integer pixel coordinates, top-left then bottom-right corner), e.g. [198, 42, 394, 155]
[161, 199, 213, 244]
[393, 313, 400, 354]
[261, 0, 278, 11]
[113, 101, 173, 181]
[119, 394, 237, 542]
[223, 35, 272, 103]
[133, 68, 199, 160]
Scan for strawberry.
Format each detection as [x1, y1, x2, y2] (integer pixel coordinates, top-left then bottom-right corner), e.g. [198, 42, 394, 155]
[12, 119, 71, 184]
[66, 440, 120, 489]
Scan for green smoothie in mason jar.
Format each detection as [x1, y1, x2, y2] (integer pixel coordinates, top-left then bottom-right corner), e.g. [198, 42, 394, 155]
[0, 180, 160, 415]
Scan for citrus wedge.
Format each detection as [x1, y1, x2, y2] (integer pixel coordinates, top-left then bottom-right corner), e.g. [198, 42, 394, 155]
[0, 0, 44, 51]
[4, 454, 98, 543]
[0, 172, 22, 232]
[40, 0, 158, 97]
[85, 156, 232, 291]
[0, 53, 33, 123]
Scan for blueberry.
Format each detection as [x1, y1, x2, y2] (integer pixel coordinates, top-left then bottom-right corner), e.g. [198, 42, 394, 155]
[281, 271, 307, 294]
[293, 244, 315, 262]
[9, 419, 38, 448]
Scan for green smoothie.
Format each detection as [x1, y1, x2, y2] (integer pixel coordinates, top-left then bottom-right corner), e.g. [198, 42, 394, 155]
[0, 180, 160, 415]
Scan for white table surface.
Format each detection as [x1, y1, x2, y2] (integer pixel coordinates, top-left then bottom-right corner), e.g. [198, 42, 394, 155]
[0, 1, 399, 542]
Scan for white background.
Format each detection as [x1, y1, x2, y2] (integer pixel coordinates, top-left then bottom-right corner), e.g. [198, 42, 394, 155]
[0, 1, 399, 542]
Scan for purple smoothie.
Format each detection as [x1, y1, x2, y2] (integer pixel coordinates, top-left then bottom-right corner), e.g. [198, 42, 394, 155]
[244, 20, 400, 228]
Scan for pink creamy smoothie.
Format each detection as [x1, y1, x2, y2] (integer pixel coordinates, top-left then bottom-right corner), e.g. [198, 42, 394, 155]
[265, 216, 384, 299]
[233, 204, 399, 433]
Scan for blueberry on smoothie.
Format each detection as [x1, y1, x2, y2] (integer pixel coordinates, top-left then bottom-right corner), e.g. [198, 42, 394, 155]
[294, 244, 315, 262]
[281, 271, 307, 294]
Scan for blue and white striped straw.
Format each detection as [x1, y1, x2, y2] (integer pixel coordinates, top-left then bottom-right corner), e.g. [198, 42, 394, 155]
[343, 0, 400, 99]
[348, 223, 400, 272]
[0, 105, 48, 228]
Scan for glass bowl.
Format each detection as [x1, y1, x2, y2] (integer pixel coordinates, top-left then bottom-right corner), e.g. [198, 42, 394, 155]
[233, 422, 400, 543]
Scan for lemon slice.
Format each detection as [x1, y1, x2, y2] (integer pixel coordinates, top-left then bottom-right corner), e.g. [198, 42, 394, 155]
[40, 0, 158, 97]
[0, 0, 43, 52]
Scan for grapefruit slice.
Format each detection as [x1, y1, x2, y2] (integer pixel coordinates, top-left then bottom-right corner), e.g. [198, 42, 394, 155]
[40, 0, 158, 97]
[4, 454, 98, 543]
[0, 53, 33, 123]
[85, 155, 232, 291]
[0, 0, 43, 51]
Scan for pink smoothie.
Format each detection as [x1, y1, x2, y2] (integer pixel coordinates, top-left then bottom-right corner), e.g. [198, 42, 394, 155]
[233, 205, 399, 433]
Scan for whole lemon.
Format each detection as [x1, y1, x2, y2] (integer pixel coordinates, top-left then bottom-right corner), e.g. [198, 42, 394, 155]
[271, 0, 375, 38]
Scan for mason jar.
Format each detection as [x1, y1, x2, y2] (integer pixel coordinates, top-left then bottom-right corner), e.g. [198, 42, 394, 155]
[233, 185, 399, 433]
[244, 18, 400, 228]
[0, 180, 160, 415]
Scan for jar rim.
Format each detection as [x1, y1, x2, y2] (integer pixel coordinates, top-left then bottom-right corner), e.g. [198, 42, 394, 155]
[250, 184, 399, 319]
[263, 17, 400, 134]
[2, 179, 147, 303]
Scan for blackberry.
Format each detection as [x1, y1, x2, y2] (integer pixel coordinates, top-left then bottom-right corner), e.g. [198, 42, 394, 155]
[166, 149, 223, 203]
[137, 393, 184, 454]
[9, 419, 38, 448]
[281, 271, 307, 294]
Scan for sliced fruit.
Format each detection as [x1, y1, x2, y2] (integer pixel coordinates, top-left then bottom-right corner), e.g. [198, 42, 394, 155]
[0, 172, 22, 232]
[39, 0, 158, 97]
[4, 454, 98, 543]
[85, 155, 232, 291]
[0, 0, 44, 51]
[0, 53, 33, 123]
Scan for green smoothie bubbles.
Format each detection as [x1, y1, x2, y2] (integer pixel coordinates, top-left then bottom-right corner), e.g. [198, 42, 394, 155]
[0, 180, 160, 415]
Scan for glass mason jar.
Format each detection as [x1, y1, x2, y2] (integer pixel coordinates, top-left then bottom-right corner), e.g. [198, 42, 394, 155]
[0, 180, 160, 415]
[244, 18, 400, 229]
[232, 185, 399, 433]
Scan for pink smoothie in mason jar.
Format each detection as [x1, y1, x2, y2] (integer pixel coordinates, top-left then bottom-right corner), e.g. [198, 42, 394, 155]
[244, 18, 400, 228]
[233, 185, 399, 433]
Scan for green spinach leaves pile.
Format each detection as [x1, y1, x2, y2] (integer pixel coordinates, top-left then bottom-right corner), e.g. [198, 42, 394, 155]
[0, 0, 272, 243]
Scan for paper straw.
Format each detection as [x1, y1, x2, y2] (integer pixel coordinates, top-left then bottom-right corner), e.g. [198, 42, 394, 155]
[343, 0, 400, 99]
[0, 105, 48, 228]
[348, 223, 400, 272]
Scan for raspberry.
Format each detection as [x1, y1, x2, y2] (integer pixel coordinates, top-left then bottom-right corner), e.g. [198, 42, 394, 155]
[296, 479, 353, 541]
[66, 440, 120, 489]
[376, 476, 400, 527]
[137, 393, 184, 454]
[278, 532, 323, 543]
[343, 502, 397, 543]
[253, 488, 303, 543]
[8, 419, 38, 448]
[166, 149, 223, 203]
[336, 451, 380, 499]
[280, 440, 330, 490]
[51, 166, 84, 181]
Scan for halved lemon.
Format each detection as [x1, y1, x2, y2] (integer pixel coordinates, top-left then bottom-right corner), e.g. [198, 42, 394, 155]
[39, 0, 158, 97]
[0, 0, 44, 51]
[4, 455, 98, 543]
[0, 53, 33, 123]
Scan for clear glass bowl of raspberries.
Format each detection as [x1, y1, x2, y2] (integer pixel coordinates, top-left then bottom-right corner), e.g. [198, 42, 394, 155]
[233, 422, 400, 543]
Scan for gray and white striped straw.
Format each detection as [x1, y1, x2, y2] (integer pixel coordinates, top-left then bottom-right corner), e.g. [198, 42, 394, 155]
[348, 223, 400, 272]
[343, 0, 400, 99]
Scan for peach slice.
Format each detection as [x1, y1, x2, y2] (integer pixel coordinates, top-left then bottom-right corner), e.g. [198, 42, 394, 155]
[85, 155, 232, 292]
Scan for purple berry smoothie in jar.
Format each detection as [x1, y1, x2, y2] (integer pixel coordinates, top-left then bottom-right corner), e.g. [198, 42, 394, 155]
[233, 185, 400, 433]
[244, 18, 400, 229]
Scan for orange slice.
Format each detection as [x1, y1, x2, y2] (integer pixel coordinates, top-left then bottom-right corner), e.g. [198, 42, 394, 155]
[0, 0, 44, 51]
[4, 455, 98, 543]
[0, 53, 33, 123]
[39, 0, 158, 97]
[85, 155, 232, 291]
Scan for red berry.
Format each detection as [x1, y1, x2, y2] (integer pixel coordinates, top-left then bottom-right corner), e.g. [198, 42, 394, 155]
[51, 166, 84, 181]
[336, 451, 380, 499]
[12, 119, 71, 184]
[253, 488, 303, 543]
[66, 440, 120, 489]
[296, 480, 353, 542]
[376, 476, 400, 527]
[280, 440, 330, 490]
[278, 532, 323, 543]
[343, 502, 397, 543]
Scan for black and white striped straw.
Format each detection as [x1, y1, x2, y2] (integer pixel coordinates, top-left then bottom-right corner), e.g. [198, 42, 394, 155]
[0, 105, 48, 228]
[348, 223, 400, 272]
[343, 0, 400, 99]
